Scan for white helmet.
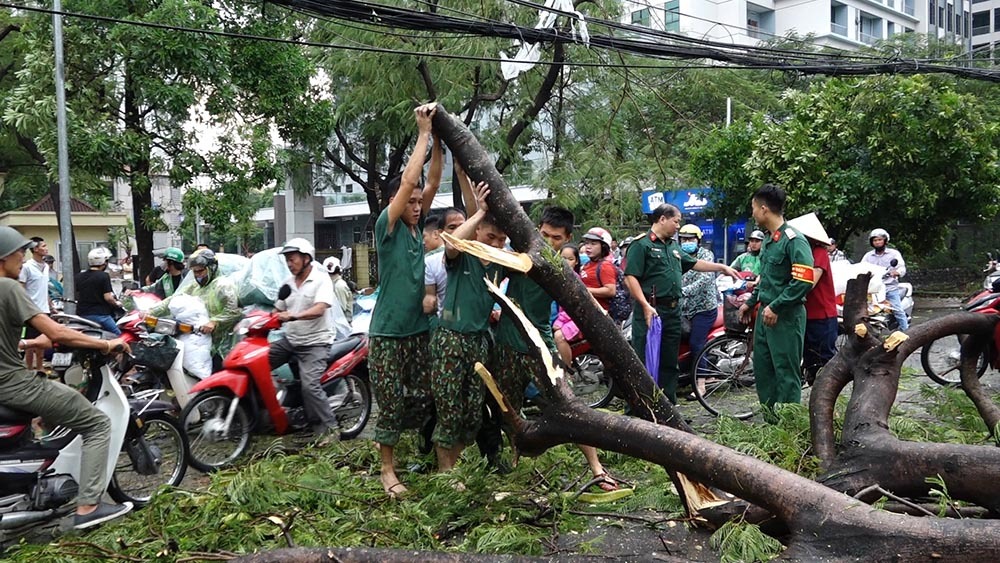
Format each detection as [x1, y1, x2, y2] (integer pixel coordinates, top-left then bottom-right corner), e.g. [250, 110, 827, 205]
[87, 247, 112, 266]
[280, 238, 315, 260]
[869, 228, 890, 245]
[322, 256, 341, 274]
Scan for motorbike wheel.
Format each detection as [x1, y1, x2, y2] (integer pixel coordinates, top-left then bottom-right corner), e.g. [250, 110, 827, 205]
[569, 353, 615, 409]
[323, 373, 372, 440]
[692, 335, 756, 420]
[921, 335, 989, 386]
[108, 412, 188, 505]
[180, 390, 252, 473]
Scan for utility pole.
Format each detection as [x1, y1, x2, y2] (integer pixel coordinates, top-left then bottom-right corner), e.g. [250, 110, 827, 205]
[53, 0, 75, 313]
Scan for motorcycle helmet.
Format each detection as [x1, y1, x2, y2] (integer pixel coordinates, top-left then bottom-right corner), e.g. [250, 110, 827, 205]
[748, 230, 765, 241]
[678, 224, 703, 240]
[163, 247, 185, 266]
[280, 238, 316, 261]
[323, 256, 341, 274]
[869, 228, 890, 247]
[188, 249, 218, 286]
[87, 247, 112, 267]
[0, 226, 36, 258]
[581, 227, 613, 256]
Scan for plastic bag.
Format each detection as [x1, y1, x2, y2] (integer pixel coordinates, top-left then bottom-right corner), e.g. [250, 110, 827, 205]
[235, 248, 292, 307]
[168, 294, 213, 379]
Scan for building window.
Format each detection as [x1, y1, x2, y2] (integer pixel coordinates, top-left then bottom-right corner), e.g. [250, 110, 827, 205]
[973, 10, 990, 35]
[947, 4, 954, 31]
[631, 8, 651, 27]
[352, 227, 362, 244]
[929, 0, 936, 25]
[831, 4, 848, 35]
[888, 21, 895, 36]
[664, 0, 680, 32]
[345, 183, 354, 193]
[859, 13, 883, 44]
[940, 5, 945, 27]
[904, 0, 915, 16]
[995, 8, 1000, 31]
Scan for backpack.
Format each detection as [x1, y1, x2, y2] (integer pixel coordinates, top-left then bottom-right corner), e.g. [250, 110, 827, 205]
[596, 260, 632, 323]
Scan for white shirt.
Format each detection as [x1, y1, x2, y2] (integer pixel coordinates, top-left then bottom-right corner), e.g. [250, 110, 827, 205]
[19, 258, 49, 313]
[275, 263, 335, 347]
[424, 247, 448, 316]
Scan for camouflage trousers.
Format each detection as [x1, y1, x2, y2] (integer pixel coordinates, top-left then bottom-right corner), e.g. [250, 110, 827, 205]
[488, 346, 542, 417]
[369, 333, 433, 447]
[429, 328, 488, 450]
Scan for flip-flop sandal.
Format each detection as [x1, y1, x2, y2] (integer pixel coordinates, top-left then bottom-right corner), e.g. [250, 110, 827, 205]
[384, 482, 408, 499]
[593, 472, 619, 492]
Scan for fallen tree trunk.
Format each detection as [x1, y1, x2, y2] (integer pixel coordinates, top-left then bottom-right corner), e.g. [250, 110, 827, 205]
[427, 106, 1000, 559]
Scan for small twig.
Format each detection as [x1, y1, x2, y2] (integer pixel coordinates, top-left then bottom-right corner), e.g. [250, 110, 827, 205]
[57, 541, 146, 561]
[273, 479, 371, 505]
[854, 484, 936, 517]
[567, 510, 659, 524]
[175, 551, 238, 562]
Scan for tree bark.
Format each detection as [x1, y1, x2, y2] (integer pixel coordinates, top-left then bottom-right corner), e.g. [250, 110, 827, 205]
[123, 63, 154, 282]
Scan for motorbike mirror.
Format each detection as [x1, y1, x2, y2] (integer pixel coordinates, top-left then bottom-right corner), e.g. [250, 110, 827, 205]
[278, 284, 292, 301]
[890, 259, 898, 267]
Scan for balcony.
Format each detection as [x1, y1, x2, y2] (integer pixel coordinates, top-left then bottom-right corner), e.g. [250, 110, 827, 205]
[860, 32, 882, 44]
[831, 22, 848, 35]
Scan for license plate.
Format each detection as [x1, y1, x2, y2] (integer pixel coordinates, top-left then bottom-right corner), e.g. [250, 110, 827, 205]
[51, 352, 74, 368]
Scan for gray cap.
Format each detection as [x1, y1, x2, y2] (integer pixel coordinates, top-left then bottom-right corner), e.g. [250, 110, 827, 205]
[748, 230, 766, 241]
[0, 226, 36, 258]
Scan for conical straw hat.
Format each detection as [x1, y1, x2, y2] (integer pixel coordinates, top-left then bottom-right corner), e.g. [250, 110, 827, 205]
[787, 212, 832, 245]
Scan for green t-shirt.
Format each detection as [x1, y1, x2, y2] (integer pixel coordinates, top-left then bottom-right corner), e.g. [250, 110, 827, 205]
[746, 222, 815, 314]
[439, 253, 504, 335]
[370, 207, 430, 337]
[494, 273, 554, 354]
[1, 276, 41, 377]
[623, 231, 697, 302]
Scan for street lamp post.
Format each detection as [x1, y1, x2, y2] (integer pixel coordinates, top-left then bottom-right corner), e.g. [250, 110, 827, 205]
[53, 0, 75, 311]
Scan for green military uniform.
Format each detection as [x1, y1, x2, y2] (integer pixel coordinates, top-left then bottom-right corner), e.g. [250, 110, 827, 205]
[745, 222, 815, 413]
[430, 253, 504, 450]
[624, 231, 697, 403]
[730, 252, 761, 276]
[369, 208, 432, 447]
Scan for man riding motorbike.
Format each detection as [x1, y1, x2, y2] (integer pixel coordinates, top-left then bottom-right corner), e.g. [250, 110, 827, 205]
[130, 247, 187, 299]
[862, 228, 908, 331]
[0, 226, 134, 529]
[148, 249, 242, 368]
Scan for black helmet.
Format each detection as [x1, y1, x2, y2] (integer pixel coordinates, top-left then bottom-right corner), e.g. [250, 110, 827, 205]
[188, 249, 218, 286]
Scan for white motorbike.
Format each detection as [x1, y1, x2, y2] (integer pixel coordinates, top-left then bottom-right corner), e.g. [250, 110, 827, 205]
[0, 318, 187, 545]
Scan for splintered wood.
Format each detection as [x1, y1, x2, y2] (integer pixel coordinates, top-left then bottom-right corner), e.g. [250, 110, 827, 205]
[440, 232, 532, 272]
[482, 277, 564, 387]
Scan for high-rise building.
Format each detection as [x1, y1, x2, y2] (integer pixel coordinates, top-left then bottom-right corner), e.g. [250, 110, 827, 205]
[621, 0, 971, 52]
[970, 0, 999, 61]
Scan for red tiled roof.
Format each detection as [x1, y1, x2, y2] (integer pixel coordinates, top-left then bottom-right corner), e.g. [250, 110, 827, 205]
[22, 194, 99, 213]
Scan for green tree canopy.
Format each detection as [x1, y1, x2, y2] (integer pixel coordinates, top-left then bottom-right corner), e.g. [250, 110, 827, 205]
[690, 75, 1000, 251]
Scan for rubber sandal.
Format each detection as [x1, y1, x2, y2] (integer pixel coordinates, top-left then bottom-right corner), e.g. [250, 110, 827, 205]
[593, 472, 619, 492]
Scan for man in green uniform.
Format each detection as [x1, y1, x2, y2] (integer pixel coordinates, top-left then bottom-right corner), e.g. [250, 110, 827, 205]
[738, 184, 815, 418]
[488, 207, 616, 488]
[431, 183, 504, 473]
[624, 204, 739, 403]
[368, 103, 443, 498]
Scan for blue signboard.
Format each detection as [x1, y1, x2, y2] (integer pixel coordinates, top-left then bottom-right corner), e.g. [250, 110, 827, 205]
[641, 188, 711, 215]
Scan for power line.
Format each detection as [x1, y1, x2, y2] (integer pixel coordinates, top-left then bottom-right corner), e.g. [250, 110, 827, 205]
[266, 0, 1000, 81]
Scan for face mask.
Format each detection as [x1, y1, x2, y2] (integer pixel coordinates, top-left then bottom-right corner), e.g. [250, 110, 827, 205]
[195, 273, 209, 286]
[681, 242, 698, 254]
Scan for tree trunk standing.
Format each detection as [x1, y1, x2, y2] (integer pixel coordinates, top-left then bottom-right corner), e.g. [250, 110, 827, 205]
[123, 65, 154, 282]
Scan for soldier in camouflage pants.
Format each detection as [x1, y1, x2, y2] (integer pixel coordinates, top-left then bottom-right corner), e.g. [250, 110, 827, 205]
[429, 328, 488, 451]
[369, 333, 433, 447]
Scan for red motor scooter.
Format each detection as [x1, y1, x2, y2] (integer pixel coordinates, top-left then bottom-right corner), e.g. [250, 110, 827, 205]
[178, 311, 372, 472]
[921, 285, 1000, 386]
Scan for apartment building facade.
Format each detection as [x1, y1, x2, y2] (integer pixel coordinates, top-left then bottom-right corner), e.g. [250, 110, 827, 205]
[622, 0, 971, 52]
[970, 0, 1000, 60]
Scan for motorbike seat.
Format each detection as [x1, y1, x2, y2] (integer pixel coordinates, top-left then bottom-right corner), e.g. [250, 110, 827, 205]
[328, 336, 363, 364]
[51, 313, 102, 329]
[0, 404, 34, 424]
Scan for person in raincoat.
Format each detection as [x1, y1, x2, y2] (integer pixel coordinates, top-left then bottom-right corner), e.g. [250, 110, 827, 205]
[148, 249, 242, 362]
[131, 247, 187, 299]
